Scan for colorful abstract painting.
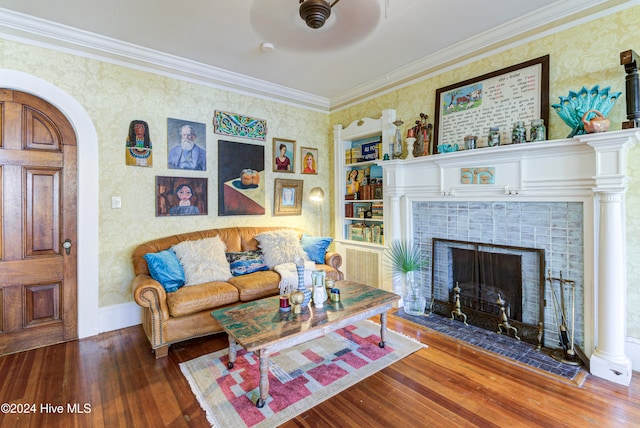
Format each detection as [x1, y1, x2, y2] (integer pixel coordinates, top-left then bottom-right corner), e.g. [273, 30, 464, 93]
[461, 167, 495, 184]
[213, 110, 267, 141]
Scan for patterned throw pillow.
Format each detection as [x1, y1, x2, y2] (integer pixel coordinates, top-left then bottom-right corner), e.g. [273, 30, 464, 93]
[255, 229, 309, 268]
[225, 250, 269, 276]
[171, 236, 232, 285]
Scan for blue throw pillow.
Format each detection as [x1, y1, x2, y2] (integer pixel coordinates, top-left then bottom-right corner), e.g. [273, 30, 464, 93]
[226, 250, 269, 276]
[301, 234, 333, 264]
[144, 249, 185, 293]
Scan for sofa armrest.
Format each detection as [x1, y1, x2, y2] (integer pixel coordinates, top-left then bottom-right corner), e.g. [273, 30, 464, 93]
[325, 251, 344, 280]
[132, 274, 170, 321]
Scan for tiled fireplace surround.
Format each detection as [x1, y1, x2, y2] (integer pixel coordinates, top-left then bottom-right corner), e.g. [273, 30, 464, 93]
[381, 128, 639, 386]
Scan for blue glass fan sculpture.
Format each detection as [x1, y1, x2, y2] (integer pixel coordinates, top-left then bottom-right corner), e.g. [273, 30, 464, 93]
[552, 85, 621, 138]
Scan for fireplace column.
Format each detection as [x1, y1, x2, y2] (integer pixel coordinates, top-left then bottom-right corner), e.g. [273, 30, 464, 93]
[590, 191, 632, 385]
[586, 133, 638, 386]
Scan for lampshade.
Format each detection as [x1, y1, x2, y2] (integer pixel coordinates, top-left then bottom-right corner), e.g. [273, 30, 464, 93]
[310, 187, 325, 202]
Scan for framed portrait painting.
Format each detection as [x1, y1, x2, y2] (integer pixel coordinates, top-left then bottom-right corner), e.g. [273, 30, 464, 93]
[156, 176, 208, 216]
[274, 178, 303, 216]
[167, 118, 207, 171]
[300, 147, 318, 174]
[272, 138, 295, 173]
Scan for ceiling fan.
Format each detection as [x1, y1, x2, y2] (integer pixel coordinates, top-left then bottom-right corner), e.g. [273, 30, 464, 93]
[299, 0, 341, 29]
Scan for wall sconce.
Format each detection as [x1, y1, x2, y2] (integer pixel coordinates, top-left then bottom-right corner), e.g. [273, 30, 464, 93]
[309, 187, 325, 235]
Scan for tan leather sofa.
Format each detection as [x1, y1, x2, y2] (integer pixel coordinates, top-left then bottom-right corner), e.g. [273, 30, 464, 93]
[131, 226, 343, 358]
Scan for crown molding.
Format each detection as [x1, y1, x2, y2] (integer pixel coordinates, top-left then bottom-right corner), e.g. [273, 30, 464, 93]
[0, 8, 330, 112]
[329, 0, 638, 111]
[1, 1, 636, 113]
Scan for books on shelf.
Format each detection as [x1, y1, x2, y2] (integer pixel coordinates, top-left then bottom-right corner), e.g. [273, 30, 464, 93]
[346, 138, 381, 164]
[346, 223, 384, 245]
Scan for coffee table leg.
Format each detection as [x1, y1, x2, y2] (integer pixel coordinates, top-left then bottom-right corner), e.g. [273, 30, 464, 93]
[379, 311, 388, 348]
[256, 348, 270, 408]
[227, 335, 237, 369]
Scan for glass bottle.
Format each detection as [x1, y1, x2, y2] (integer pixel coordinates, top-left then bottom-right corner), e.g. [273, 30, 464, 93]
[511, 121, 526, 144]
[488, 127, 500, 147]
[530, 119, 546, 142]
[393, 119, 404, 159]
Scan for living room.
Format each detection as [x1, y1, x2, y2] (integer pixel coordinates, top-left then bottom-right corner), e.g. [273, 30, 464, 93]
[1, 0, 640, 426]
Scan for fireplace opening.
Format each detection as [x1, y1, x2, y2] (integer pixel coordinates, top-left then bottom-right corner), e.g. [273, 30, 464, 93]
[451, 248, 522, 321]
[431, 238, 545, 346]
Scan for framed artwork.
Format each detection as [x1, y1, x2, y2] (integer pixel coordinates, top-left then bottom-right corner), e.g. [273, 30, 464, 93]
[300, 147, 318, 174]
[218, 140, 265, 216]
[433, 55, 549, 153]
[213, 110, 267, 141]
[167, 118, 207, 171]
[274, 178, 303, 216]
[156, 176, 207, 216]
[125, 119, 153, 167]
[352, 202, 372, 219]
[272, 138, 295, 173]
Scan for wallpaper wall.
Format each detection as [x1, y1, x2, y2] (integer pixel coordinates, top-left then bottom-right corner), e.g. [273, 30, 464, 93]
[329, 5, 640, 340]
[1, 4, 639, 342]
[0, 39, 330, 308]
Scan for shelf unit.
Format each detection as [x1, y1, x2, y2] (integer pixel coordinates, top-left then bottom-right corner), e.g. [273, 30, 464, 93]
[333, 110, 395, 290]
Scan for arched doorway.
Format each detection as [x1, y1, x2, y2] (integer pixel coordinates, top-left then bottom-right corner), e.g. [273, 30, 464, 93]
[0, 69, 99, 339]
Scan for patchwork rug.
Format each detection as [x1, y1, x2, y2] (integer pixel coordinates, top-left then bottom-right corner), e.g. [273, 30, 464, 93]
[180, 319, 425, 428]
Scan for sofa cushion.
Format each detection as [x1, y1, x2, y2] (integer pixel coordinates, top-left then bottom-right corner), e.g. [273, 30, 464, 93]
[227, 270, 281, 301]
[225, 250, 269, 276]
[300, 234, 333, 264]
[144, 248, 185, 293]
[255, 229, 309, 268]
[166, 281, 239, 317]
[172, 236, 232, 285]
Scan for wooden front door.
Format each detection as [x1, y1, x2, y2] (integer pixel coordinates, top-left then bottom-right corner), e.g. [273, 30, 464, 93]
[0, 89, 78, 355]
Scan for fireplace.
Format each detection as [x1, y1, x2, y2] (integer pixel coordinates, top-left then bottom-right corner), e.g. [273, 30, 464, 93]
[380, 128, 638, 385]
[430, 236, 547, 347]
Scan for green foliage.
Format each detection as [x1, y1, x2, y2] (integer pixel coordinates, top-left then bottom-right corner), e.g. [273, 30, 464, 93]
[385, 240, 428, 280]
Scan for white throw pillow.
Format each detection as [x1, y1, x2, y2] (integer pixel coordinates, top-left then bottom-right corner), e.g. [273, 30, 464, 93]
[172, 236, 232, 285]
[255, 229, 309, 268]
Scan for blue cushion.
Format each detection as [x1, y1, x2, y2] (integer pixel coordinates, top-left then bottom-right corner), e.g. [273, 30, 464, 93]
[300, 234, 333, 264]
[144, 249, 185, 293]
[225, 250, 269, 276]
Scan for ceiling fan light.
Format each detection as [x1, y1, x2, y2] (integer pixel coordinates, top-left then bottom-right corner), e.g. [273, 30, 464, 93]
[299, 0, 332, 29]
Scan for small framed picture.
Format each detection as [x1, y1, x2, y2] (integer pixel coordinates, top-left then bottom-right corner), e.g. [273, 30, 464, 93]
[156, 176, 208, 217]
[373, 184, 383, 199]
[300, 147, 318, 174]
[352, 202, 371, 219]
[274, 178, 303, 216]
[273, 138, 295, 173]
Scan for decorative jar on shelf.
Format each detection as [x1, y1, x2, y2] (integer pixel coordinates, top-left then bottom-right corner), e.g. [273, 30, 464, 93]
[511, 121, 526, 144]
[530, 119, 546, 142]
[488, 127, 500, 147]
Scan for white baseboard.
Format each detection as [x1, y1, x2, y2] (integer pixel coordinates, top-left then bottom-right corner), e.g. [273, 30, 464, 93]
[626, 337, 640, 373]
[98, 301, 143, 334]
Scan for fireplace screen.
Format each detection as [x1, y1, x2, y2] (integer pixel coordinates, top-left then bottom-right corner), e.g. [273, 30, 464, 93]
[431, 238, 545, 344]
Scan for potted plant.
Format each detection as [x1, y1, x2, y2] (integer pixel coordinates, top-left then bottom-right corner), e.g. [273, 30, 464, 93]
[386, 240, 428, 316]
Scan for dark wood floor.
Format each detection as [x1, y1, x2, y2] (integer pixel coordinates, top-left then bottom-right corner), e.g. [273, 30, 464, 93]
[0, 314, 638, 427]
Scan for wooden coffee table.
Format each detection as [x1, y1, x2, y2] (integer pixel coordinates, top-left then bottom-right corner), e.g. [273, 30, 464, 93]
[210, 280, 400, 408]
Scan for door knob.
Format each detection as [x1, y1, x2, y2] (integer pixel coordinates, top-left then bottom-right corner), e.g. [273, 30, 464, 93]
[62, 239, 72, 255]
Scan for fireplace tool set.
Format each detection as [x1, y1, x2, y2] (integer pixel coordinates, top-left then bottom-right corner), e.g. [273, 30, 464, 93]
[547, 271, 583, 366]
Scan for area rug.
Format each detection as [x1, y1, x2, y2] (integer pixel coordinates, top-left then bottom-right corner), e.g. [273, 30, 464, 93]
[180, 319, 425, 428]
[394, 309, 583, 382]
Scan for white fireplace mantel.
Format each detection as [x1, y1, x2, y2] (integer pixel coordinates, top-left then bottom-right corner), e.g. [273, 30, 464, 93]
[380, 129, 640, 386]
